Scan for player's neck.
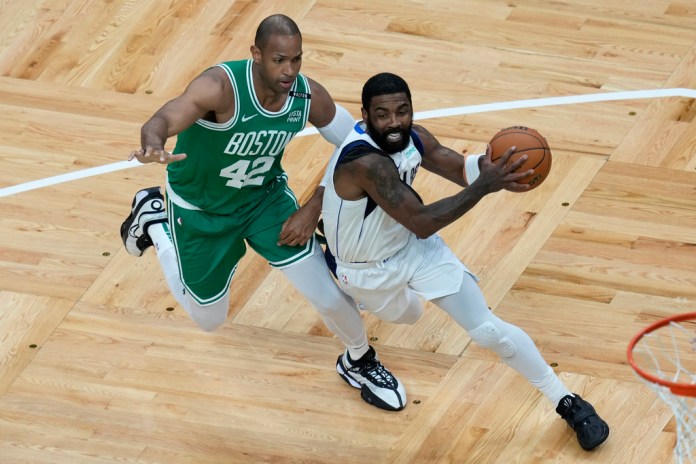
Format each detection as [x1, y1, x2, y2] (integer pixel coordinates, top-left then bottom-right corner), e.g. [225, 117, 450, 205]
[251, 69, 289, 112]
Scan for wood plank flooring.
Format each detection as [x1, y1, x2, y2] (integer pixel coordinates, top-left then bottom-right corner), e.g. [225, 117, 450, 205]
[2, 1, 696, 462]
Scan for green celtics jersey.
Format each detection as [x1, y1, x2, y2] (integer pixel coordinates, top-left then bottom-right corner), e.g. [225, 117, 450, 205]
[167, 59, 311, 214]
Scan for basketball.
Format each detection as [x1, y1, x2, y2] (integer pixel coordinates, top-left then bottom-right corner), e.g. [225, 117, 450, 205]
[489, 126, 552, 190]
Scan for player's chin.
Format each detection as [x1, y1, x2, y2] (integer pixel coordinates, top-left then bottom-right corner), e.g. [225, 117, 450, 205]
[278, 81, 293, 92]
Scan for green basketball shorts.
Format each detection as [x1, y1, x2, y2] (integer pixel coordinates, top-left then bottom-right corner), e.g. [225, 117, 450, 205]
[167, 178, 316, 306]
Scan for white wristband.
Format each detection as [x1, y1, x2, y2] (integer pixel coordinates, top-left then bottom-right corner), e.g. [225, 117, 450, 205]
[465, 153, 484, 185]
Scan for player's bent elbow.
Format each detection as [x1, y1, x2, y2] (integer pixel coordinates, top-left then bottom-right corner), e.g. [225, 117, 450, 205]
[414, 230, 435, 239]
[408, 220, 438, 239]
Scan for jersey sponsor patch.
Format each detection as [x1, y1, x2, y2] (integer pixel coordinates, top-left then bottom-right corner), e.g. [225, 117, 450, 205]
[289, 90, 310, 99]
[403, 144, 418, 159]
[287, 110, 302, 123]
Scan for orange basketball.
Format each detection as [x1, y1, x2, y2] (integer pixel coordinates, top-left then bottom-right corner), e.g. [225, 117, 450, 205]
[489, 126, 552, 191]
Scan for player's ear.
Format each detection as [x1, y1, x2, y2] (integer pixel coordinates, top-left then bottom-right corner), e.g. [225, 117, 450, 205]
[250, 45, 261, 64]
[361, 107, 368, 122]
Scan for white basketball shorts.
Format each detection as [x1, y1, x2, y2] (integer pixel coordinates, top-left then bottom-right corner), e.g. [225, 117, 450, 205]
[335, 233, 479, 316]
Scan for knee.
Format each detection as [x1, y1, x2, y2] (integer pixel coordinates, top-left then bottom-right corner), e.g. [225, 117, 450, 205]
[189, 312, 226, 332]
[183, 299, 228, 332]
[468, 321, 517, 358]
[195, 318, 225, 332]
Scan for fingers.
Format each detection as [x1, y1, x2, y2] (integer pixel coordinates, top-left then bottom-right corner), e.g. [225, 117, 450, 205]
[507, 153, 529, 172]
[127, 146, 155, 163]
[491, 146, 527, 173]
[504, 167, 534, 191]
[495, 147, 529, 177]
[278, 223, 311, 246]
[167, 153, 187, 163]
[128, 148, 144, 161]
[277, 234, 300, 246]
[154, 151, 187, 164]
[127, 147, 187, 164]
[277, 228, 309, 246]
[277, 223, 294, 246]
[508, 168, 534, 181]
[155, 148, 171, 162]
[497, 145, 517, 165]
[504, 181, 531, 192]
[278, 236, 307, 247]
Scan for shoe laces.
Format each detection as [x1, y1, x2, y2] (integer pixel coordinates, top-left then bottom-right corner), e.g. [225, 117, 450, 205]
[350, 358, 397, 389]
[560, 396, 575, 417]
[559, 395, 596, 427]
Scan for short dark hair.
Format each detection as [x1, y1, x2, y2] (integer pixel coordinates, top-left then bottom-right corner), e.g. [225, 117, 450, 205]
[361, 73, 412, 110]
[254, 14, 302, 49]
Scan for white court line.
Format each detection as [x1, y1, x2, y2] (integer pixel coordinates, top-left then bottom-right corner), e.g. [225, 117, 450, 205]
[1, 87, 695, 198]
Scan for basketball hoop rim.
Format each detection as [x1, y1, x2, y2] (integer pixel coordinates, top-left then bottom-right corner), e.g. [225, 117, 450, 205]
[627, 311, 696, 397]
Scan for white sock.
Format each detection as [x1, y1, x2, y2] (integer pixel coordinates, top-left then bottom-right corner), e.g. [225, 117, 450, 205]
[147, 222, 186, 308]
[529, 366, 573, 406]
[149, 222, 173, 257]
[347, 343, 370, 362]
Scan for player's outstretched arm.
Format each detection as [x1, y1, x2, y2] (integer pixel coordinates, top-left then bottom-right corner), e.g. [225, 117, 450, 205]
[343, 148, 530, 238]
[415, 125, 468, 187]
[129, 68, 229, 164]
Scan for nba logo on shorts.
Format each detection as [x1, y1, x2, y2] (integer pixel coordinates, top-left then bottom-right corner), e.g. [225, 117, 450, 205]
[341, 274, 348, 285]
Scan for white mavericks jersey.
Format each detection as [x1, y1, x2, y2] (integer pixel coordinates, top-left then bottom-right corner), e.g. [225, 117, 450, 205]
[322, 122, 424, 263]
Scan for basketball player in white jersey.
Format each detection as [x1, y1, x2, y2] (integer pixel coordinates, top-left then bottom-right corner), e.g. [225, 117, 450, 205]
[321, 72, 609, 450]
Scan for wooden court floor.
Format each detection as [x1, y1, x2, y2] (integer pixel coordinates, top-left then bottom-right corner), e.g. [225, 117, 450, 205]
[2, 1, 696, 463]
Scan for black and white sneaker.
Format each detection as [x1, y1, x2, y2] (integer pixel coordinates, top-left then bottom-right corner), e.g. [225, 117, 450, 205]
[556, 394, 609, 450]
[336, 346, 406, 411]
[120, 187, 168, 257]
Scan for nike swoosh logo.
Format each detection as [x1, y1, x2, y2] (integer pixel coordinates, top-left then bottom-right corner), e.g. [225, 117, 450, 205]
[241, 114, 257, 122]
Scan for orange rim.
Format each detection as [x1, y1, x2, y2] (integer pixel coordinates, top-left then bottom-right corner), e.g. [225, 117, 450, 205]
[627, 311, 696, 397]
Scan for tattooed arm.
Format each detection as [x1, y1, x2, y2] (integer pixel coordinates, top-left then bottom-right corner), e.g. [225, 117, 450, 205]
[333, 147, 530, 238]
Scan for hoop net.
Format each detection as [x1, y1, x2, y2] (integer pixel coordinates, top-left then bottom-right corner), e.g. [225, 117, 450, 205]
[627, 312, 696, 463]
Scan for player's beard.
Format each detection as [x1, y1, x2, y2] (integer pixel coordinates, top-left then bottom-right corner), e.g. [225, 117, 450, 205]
[366, 120, 412, 154]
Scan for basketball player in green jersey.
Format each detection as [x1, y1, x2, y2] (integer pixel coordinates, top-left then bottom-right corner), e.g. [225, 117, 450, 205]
[120, 14, 407, 411]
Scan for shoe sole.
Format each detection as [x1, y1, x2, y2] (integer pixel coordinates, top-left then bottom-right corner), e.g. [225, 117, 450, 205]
[120, 187, 167, 256]
[581, 421, 610, 451]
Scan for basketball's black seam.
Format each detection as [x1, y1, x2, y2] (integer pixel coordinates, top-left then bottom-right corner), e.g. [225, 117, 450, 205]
[504, 147, 548, 170]
[491, 147, 550, 170]
[489, 129, 551, 174]
[490, 130, 548, 148]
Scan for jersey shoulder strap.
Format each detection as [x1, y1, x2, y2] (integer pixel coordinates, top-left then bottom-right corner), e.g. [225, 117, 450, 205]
[337, 140, 385, 166]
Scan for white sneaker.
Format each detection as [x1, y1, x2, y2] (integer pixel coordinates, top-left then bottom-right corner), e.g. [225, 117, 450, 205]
[336, 346, 407, 411]
[120, 187, 167, 256]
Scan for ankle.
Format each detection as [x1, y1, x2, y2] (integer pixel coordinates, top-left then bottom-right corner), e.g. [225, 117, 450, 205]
[347, 345, 374, 365]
